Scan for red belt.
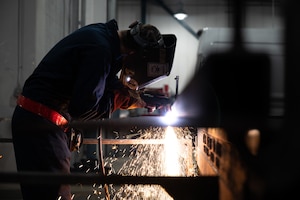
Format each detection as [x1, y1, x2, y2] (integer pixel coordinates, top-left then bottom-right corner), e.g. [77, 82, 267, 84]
[17, 95, 68, 128]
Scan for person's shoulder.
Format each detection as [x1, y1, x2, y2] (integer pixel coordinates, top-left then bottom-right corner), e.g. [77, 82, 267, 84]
[77, 20, 118, 32]
[106, 19, 119, 30]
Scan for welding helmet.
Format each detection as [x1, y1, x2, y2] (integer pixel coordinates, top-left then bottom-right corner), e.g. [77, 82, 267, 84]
[120, 21, 177, 90]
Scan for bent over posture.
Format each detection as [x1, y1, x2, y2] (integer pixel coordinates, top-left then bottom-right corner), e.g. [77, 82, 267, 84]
[11, 19, 176, 200]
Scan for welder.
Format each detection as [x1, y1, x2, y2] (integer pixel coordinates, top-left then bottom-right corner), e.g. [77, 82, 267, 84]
[11, 19, 176, 200]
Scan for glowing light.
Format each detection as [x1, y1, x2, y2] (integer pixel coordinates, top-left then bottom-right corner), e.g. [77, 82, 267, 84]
[164, 126, 181, 176]
[173, 2, 188, 21]
[161, 109, 179, 125]
[174, 12, 188, 20]
[126, 76, 131, 82]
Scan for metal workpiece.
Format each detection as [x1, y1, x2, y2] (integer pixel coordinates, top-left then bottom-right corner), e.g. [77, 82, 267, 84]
[70, 115, 217, 130]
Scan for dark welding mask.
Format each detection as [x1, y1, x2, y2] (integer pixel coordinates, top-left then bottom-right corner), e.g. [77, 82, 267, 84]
[120, 21, 177, 90]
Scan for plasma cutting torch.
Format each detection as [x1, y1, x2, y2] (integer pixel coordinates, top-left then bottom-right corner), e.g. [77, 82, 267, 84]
[140, 89, 174, 114]
[140, 76, 179, 115]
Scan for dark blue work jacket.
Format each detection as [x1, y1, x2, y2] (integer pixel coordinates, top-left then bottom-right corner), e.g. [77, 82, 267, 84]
[21, 19, 123, 121]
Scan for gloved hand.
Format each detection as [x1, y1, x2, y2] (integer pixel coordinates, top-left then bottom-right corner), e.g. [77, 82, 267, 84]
[112, 87, 146, 112]
[140, 89, 173, 113]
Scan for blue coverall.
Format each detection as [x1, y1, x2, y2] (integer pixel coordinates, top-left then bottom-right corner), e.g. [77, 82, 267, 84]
[11, 19, 123, 200]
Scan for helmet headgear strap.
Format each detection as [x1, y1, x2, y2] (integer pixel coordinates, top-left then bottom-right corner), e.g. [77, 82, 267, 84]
[129, 21, 164, 49]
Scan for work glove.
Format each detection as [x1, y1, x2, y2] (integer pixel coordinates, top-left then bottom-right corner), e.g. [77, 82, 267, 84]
[112, 87, 174, 114]
[140, 89, 174, 113]
[112, 87, 146, 112]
